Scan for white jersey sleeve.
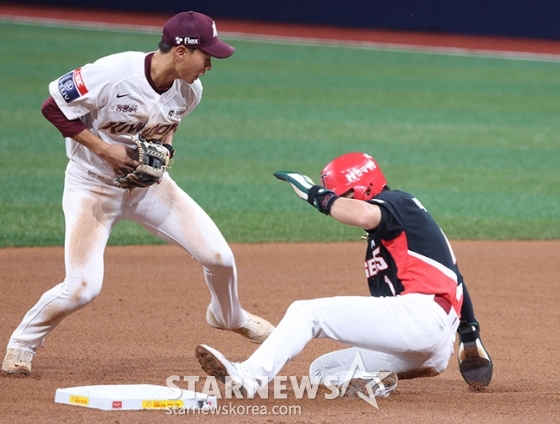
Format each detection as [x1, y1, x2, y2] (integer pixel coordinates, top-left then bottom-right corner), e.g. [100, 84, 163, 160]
[48, 51, 202, 177]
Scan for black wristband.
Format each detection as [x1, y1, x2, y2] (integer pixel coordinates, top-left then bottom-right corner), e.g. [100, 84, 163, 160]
[308, 185, 338, 215]
[162, 144, 174, 158]
[318, 191, 338, 215]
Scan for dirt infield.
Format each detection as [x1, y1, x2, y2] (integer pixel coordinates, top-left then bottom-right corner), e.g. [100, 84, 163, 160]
[1, 241, 560, 423]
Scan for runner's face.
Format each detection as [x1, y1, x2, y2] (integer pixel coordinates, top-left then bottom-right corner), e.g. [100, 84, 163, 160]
[176, 48, 212, 84]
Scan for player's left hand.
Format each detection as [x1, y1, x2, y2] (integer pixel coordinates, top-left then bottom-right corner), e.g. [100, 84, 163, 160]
[273, 171, 338, 215]
[114, 135, 170, 189]
[273, 171, 316, 201]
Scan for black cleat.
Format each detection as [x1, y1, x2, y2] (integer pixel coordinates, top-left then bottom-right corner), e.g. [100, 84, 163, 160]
[458, 338, 493, 387]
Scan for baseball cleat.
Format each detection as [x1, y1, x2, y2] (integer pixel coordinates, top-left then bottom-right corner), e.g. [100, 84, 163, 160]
[206, 306, 275, 344]
[195, 344, 261, 397]
[232, 312, 275, 344]
[458, 338, 493, 387]
[341, 371, 398, 398]
[2, 348, 33, 375]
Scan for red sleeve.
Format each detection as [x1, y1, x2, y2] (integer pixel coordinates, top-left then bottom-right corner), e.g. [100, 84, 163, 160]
[41, 96, 87, 138]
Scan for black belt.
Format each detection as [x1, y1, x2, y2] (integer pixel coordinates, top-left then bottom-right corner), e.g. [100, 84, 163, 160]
[434, 294, 452, 314]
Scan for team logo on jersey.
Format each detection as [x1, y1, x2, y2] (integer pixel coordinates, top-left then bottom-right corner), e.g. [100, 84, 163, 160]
[58, 68, 89, 103]
[99, 121, 179, 137]
[142, 123, 180, 139]
[175, 36, 200, 46]
[364, 246, 389, 278]
[168, 108, 187, 118]
[99, 121, 144, 135]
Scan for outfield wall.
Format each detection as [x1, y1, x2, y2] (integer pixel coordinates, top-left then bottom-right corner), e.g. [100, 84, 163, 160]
[14, 0, 560, 40]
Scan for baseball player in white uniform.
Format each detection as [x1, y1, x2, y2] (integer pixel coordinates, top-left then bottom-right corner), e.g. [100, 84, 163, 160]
[196, 153, 492, 398]
[2, 11, 274, 375]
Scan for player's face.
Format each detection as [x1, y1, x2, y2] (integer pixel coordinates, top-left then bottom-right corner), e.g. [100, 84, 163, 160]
[176, 48, 212, 84]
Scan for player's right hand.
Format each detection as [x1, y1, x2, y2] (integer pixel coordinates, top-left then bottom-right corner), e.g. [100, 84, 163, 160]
[101, 143, 139, 176]
[73, 129, 140, 175]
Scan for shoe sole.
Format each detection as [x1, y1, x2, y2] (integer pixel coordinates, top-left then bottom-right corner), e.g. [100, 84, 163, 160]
[195, 345, 229, 384]
[459, 344, 493, 387]
[195, 345, 251, 397]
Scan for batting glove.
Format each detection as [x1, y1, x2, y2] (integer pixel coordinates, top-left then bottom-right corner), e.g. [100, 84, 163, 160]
[274, 171, 338, 215]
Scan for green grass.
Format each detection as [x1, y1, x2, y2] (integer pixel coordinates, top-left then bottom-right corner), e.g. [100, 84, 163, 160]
[1, 20, 559, 246]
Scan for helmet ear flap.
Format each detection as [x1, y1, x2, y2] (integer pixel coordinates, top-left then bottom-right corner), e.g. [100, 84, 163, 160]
[352, 187, 366, 201]
[365, 182, 377, 200]
[353, 182, 375, 201]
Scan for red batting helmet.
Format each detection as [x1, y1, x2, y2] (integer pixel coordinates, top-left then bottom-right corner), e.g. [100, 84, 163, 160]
[320, 152, 387, 201]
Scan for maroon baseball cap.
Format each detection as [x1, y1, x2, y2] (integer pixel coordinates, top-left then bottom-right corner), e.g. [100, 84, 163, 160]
[162, 11, 235, 59]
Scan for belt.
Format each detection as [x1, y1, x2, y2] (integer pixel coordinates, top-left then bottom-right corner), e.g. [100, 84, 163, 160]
[434, 294, 452, 314]
[87, 170, 118, 187]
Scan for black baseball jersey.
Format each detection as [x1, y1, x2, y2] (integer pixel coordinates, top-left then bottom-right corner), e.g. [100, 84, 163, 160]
[364, 190, 463, 315]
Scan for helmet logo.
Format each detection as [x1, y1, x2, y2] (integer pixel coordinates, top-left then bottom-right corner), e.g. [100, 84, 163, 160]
[345, 159, 377, 182]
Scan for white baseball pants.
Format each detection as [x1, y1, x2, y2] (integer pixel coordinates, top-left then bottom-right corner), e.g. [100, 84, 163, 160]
[8, 162, 244, 353]
[241, 293, 459, 384]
